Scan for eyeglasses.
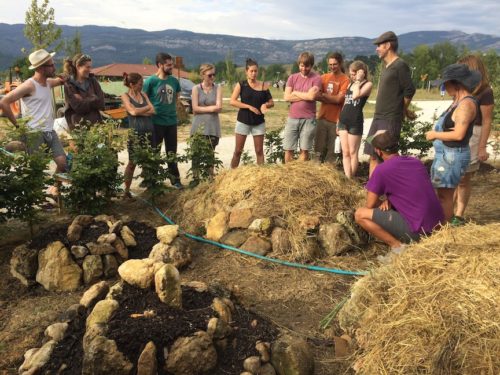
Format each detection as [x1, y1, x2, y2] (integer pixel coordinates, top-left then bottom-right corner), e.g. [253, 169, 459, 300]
[207, 73, 216, 78]
[41, 63, 55, 68]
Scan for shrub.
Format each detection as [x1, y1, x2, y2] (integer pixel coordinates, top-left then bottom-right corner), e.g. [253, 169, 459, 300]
[182, 130, 222, 184]
[399, 116, 433, 158]
[64, 121, 124, 214]
[264, 127, 285, 164]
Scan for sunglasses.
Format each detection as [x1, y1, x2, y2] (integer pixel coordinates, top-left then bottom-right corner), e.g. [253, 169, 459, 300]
[76, 54, 91, 65]
[207, 73, 216, 78]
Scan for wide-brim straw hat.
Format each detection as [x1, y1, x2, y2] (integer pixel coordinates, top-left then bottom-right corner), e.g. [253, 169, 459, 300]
[28, 49, 56, 70]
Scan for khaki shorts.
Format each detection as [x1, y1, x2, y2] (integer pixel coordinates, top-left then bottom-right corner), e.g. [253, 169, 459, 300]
[283, 118, 316, 151]
[466, 125, 482, 173]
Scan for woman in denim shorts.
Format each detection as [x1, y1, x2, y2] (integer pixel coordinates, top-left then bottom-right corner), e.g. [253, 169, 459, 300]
[426, 64, 480, 221]
[229, 58, 274, 167]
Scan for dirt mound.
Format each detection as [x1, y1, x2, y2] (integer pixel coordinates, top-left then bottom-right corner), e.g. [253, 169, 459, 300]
[338, 223, 500, 375]
[172, 163, 365, 260]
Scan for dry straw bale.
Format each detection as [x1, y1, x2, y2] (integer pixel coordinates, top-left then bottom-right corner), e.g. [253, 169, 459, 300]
[173, 163, 364, 260]
[338, 223, 500, 375]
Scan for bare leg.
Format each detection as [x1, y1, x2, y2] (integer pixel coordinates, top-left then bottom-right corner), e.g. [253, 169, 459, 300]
[298, 149, 309, 161]
[436, 187, 455, 222]
[285, 150, 295, 163]
[231, 133, 247, 168]
[355, 207, 402, 248]
[124, 161, 136, 195]
[339, 130, 351, 177]
[369, 157, 378, 177]
[253, 134, 265, 165]
[54, 155, 67, 173]
[454, 172, 473, 217]
[349, 134, 362, 177]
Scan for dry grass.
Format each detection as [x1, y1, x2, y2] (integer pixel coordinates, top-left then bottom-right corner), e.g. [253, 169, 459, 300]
[338, 223, 500, 375]
[170, 162, 365, 261]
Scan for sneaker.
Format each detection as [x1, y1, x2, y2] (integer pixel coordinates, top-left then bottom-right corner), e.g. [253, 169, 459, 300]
[450, 215, 465, 227]
[172, 181, 184, 190]
[377, 245, 407, 264]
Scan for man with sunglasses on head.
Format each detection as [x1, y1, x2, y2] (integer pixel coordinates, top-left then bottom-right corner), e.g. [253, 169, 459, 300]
[0, 49, 67, 173]
[143, 52, 183, 189]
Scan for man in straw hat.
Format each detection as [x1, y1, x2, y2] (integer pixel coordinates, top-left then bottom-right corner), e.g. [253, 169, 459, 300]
[0, 49, 67, 172]
[354, 130, 444, 259]
[364, 31, 416, 176]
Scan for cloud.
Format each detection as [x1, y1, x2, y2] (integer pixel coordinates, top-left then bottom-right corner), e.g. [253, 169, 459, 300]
[1, 0, 498, 39]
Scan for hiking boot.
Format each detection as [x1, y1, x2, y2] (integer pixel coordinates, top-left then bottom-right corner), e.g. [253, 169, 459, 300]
[336, 210, 369, 245]
[450, 215, 465, 227]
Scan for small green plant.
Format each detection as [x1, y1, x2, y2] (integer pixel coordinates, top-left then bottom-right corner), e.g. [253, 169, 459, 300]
[265, 127, 285, 164]
[240, 150, 254, 165]
[128, 131, 171, 201]
[182, 130, 223, 184]
[0, 122, 51, 236]
[64, 121, 124, 214]
[399, 116, 433, 158]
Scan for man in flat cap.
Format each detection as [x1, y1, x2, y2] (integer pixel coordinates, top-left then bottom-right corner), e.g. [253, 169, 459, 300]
[364, 31, 416, 176]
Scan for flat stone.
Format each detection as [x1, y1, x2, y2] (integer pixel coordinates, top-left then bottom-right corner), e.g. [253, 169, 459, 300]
[80, 281, 110, 308]
[94, 214, 115, 224]
[248, 218, 273, 235]
[156, 225, 179, 245]
[271, 227, 292, 254]
[106, 281, 124, 300]
[229, 208, 254, 229]
[120, 226, 137, 247]
[72, 215, 94, 227]
[167, 237, 192, 269]
[82, 335, 132, 375]
[118, 259, 158, 289]
[44, 322, 68, 342]
[87, 242, 116, 256]
[243, 356, 261, 373]
[86, 299, 119, 328]
[137, 341, 157, 375]
[112, 238, 128, 260]
[108, 220, 123, 234]
[82, 255, 103, 285]
[165, 331, 217, 375]
[67, 223, 83, 242]
[241, 236, 272, 256]
[206, 317, 233, 339]
[71, 245, 89, 259]
[103, 255, 119, 278]
[212, 297, 232, 323]
[97, 233, 117, 244]
[10, 244, 38, 286]
[220, 230, 249, 248]
[206, 211, 229, 241]
[271, 334, 314, 375]
[318, 223, 352, 256]
[19, 341, 57, 374]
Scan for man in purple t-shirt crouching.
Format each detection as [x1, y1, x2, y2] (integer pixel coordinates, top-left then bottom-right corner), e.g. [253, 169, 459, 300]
[355, 131, 444, 255]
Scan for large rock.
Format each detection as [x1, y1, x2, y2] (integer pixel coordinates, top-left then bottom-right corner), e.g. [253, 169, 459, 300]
[249, 218, 273, 235]
[82, 335, 133, 375]
[36, 241, 82, 292]
[86, 299, 119, 328]
[149, 242, 170, 263]
[271, 334, 314, 375]
[118, 259, 158, 289]
[206, 317, 233, 339]
[80, 281, 110, 308]
[241, 236, 272, 256]
[71, 245, 88, 259]
[10, 244, 38, 286]
[87, 242, 116, 256]
[229, 208, 254, 229]
[318, 223, 352, 256]
[137, 341, 157, 375]
[120, 225, 137, 247]
[167, 237, 192, 269]
[83, 255, 104, 285]
[220, 230, 249, 248]
[19, 341, 57, 374]
[97, 233, 117, 244]
[212, 297, 232, 323]
[108, 220, 123, 234]
[156, 225, 179, 245]
[206, 211, 229, 241]
[44, 322, 68, 342]
[72, 215, 94, 226]
[155, 264, 182, 308]
[67, 223, 83, 242]
[165, 331, 217, 375]
[271, 227, 292, 254]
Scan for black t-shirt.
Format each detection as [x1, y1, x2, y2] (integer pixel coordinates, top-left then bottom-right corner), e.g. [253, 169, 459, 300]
[443, 96, 477, 148]
[236, 80, 273, 126]
[474, 86, 494, 126]
[374, 58, 415, 122]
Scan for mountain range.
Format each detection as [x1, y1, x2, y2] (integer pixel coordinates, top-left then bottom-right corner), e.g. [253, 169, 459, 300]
[0, 23, 499, 70]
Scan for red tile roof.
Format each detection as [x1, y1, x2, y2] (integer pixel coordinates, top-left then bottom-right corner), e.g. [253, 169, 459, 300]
[91, 63, 189, 78]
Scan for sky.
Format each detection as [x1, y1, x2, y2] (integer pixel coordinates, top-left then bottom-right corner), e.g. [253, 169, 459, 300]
[1, 0, 499, 40]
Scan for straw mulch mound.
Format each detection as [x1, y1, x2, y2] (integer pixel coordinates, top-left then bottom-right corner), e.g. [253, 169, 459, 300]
[171, 162, 365, 260]
[338, 223, 500, 375]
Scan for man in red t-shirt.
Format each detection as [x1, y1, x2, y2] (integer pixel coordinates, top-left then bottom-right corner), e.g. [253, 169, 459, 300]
[315, 52, 350, 164]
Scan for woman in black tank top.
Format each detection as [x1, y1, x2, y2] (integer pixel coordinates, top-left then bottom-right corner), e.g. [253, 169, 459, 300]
[229, 58, 274, 168]
[121, 73, 156, 198]
[337, 61, 372, 178]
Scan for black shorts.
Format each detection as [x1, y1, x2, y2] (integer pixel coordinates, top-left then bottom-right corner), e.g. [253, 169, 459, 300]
[337, 121, 363, 136]
[363, 118, 402, 156]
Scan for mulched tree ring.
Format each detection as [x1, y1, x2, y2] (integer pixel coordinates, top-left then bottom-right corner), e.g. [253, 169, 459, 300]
[40, 282, 279, 375]
[126, 221, 158, 259]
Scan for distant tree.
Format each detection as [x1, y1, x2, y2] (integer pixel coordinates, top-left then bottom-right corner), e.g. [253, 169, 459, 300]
[352, 55, 379, 76]
[9, 57, 31, 80]
[264, 63, 286, 81]
[24, 0, 62, 52]
[65, 30, 81, 58]
[224, 50, 238, 86]
[291, 62, 299, 74]
[142, 57, 152, 65]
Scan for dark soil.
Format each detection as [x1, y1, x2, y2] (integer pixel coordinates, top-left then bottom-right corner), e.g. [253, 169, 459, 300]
[40, 283, 278, 375]
[126, 221, 158, 259]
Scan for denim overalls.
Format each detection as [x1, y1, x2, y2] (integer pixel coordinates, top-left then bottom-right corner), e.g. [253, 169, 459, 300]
[431, 99, 473, 188]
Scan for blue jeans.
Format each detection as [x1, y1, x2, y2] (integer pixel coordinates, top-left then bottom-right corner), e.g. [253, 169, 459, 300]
[431, 141, 470, 188]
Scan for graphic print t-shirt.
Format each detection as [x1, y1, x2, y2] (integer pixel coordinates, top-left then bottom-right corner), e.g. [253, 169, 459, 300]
[143, 75, 181, 126]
